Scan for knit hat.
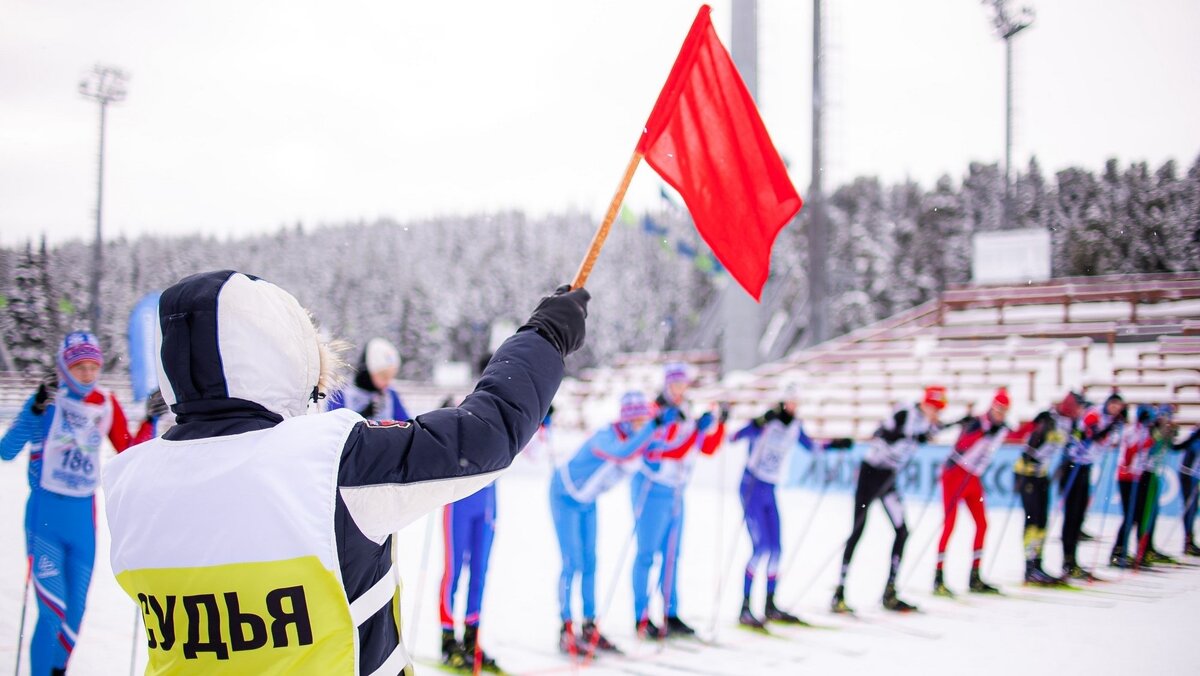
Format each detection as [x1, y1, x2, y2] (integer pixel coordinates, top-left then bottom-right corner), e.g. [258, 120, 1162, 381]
[663, 362, 690, 386]
[991, 388, 1011, 409]
[59, 331, 103, 369]
[619, 391, 653, 423]
[57, 331, 103, 397]
[922, 385, 948, 410]
[365, 338, 400, 373]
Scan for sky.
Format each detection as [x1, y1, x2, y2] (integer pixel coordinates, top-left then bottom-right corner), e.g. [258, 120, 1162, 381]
[1, 0, 1198, 246]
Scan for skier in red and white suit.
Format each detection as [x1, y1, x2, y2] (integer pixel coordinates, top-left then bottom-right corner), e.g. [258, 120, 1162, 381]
[934, 388, 1010, 597]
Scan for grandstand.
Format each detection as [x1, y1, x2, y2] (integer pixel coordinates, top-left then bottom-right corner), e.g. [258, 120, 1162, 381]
[559, 272, 1200, 440]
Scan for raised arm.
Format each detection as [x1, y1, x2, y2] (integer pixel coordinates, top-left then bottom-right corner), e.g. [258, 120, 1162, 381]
[336, 287, 588, 537]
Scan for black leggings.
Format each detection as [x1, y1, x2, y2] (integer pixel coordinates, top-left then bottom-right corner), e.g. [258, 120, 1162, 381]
[1016, 473, 1049, 530]
[842, 462, 908, 581]
[1115, 476, 1151, 556]
[1059, 462, 1091, 567]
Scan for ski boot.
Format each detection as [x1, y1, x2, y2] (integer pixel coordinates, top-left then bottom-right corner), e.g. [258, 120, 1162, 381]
[580, 619, 621, 654]
[1024, 561, 1061, 586]
[882, 582, 918, 613]
[665, 615, 695, 637]
[442, 628, 467, 669]
[637, 619, 666, 640]
[738, 599, 766, 630]
[932, 570, 955, 598]
[1145, 548, 1179, 566]
[1062, 563, 1099, 582]
[763, 593, 804, 624]
[968, 568, 1001, 595]
[462, 625, 501, 673]
[830, 585, 854, 614]
[559, 620, 580, 654]
[1185, 540, 1200, 557]
[1109, 551, 1132, 569]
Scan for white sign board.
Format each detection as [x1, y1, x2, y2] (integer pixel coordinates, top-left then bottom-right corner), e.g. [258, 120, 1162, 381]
[971, 228, 1052, 285]
[433, 361, 472, 387]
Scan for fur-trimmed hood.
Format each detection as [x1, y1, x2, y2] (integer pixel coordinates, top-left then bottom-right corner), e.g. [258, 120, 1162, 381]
[156, 270, 340, 420]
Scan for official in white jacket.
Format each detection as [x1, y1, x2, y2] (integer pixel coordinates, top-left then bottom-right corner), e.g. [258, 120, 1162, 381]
[103, 271, 588, 675]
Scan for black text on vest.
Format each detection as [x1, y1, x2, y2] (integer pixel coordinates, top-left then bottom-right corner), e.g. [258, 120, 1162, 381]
[136, 586, 314, 659]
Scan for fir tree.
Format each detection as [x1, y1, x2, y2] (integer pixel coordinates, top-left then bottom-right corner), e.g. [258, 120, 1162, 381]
[8, 243, 54, 374]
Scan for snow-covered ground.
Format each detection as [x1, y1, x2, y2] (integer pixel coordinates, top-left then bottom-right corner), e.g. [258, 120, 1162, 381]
[1, 427, 1198, 675]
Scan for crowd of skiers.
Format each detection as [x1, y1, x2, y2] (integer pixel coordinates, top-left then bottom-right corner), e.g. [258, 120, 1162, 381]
[4, 274, 1200, 676]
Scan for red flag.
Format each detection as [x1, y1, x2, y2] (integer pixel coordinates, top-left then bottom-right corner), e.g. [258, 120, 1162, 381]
[637, 5, 802, 301]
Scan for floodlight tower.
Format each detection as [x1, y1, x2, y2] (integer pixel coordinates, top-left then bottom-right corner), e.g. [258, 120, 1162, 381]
[984, 0, 1033, 228]
[79, 64, 128, 333]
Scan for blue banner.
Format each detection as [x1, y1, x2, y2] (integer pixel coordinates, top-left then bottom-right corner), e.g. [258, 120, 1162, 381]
[127, 291, 161, 401]
[784, 444, 1190, 518]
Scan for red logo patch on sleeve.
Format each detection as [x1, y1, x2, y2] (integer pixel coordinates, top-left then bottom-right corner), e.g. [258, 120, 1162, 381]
[364, 419, 411, 429]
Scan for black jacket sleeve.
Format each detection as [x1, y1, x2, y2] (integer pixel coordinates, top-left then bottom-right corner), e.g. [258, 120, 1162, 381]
[335, 330, 562, 536]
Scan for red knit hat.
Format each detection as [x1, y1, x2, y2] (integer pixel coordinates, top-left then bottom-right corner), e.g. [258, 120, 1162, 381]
[923, 385, 948, 410]
[992, 388, 1011, 409]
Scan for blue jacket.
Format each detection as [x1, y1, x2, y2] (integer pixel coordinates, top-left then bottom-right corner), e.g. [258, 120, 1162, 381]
[555, 421, 660, 504]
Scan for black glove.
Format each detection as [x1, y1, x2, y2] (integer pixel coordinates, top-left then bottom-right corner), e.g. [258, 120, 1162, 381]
[31, 374, 57, 416]
[145, 389, 170, 419]
[826, 437, 854, 450]
[915, 432, 929, 444]
[519, 285, 589, 357]
[718, 402, 731, 424]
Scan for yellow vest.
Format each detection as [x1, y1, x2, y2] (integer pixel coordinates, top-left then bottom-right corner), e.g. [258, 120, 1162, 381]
[104, 409, 408, 675]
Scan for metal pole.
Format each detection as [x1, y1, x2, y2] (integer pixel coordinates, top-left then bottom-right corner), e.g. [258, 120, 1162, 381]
[722, 0, 764, 372]
[79, 64, 127, 335]
[806, 0, 829, 346]
[90, 100, 107, 332]
[1004, 36, 1013, 228]
[984, 1, 1032, 228]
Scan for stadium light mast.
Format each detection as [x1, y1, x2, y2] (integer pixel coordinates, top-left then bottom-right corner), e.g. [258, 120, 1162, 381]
[807, 0, 829, 346]
[78, 64, 128, 334]
[721, 0, 764, 372]
[984, 1, 1033, 228]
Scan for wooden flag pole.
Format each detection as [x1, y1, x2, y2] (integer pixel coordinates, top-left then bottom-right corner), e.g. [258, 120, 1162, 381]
[571, 149, 644, 289]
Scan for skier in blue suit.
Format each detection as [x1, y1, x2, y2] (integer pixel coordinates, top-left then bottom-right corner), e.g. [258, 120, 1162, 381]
[731, 391, 816, 629]
[552, 391, 667, 655]
[631, 363, 725, 639]
[2, 332, 155, 676]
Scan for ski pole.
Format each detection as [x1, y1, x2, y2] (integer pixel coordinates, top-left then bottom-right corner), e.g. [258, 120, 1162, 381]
[898, 460, 976, 588]
[129, 606, 141, 676]
[1045, 460, 1084, 550]
[984, 476, 1023, 579]
[706, 498, 750, 639]
[787, 456, 912, 607]
[13, 556, 31, 676]
[583, 467, 655, 663]
[776, 451, 845, 585]
[406, 512, 438, 655]
[706, 428, 735, 639]
[1111, 472, 1146, 580]
[1085, 448, 1120, 571]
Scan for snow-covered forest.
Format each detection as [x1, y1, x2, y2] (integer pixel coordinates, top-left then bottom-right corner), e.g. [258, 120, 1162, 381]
[2, 156, 1198, 378]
